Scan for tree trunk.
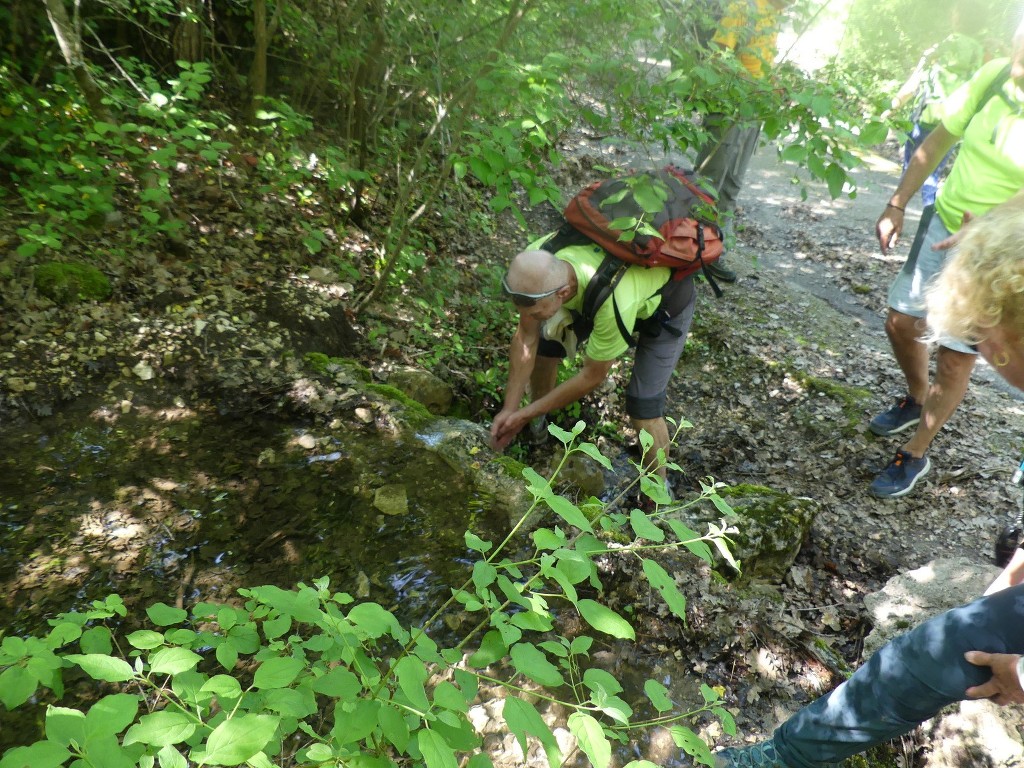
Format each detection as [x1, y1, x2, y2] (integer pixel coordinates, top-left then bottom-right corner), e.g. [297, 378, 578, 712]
[172, 0, 204, 63]
[249, 0, 284, 119]
[42, 0, 111, 121]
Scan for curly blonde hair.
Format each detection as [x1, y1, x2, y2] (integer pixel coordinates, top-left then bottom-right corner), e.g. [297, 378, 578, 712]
[926, 204, 1024, 345]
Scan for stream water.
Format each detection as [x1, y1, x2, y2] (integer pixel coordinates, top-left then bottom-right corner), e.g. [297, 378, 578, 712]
[0, 398, 499, 639]
[0, 398, 714, 764]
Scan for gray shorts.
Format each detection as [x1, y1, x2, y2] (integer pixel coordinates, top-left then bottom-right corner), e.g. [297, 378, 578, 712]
[886, 207, 975, 355]
[538, 277, 697, 419]
[625, 277, 697, 418]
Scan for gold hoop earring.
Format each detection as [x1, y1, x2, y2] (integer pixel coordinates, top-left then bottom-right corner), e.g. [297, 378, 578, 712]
[994, 350, 1011, 368]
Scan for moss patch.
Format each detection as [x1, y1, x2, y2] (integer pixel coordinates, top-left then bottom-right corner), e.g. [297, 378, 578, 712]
[366, 383, 434, 428]
[304, 353, 371, 381]
[34, 262, 111, 304]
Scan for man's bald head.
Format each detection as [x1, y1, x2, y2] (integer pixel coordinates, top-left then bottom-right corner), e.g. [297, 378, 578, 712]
[505, 249, 566, 294]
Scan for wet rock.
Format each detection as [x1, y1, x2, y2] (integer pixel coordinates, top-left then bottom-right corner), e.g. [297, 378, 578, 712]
[373, 484, 408, 516]
[550, 450, 605, 498]
[416, 418, 532, 527]
[387, 366, 454, 415]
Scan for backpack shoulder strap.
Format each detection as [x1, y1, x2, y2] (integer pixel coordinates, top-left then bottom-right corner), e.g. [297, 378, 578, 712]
[974, 63, 1013, 119]
[582, 255, 634, 348]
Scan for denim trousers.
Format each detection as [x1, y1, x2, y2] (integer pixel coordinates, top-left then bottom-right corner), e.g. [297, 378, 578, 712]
[773, 583, 1024, 767]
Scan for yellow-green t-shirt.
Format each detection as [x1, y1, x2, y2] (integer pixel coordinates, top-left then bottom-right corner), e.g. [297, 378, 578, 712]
[542, 241, 670, 362]
[937, 58, 1024, 232]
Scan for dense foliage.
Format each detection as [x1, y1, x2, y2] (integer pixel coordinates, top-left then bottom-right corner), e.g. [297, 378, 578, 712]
[0, 0, 903, 304]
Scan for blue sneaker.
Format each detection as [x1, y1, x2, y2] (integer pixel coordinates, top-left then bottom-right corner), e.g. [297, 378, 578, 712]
[869, 395, 922, 436]
[714, 740, 790, 767]
[869, 449, 931, 498]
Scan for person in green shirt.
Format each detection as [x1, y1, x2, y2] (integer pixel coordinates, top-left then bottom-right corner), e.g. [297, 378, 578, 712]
[867, 25, 1024, 499]
[884, 3, 984, 206]
[489, 243, 697, 493]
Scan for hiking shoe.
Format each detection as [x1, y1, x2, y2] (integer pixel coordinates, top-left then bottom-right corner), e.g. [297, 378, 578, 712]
[706, 258, 738, 283]
[869, 449, 931, 499]
[868, 395, 922, 436]
[714, 740, 791, 767]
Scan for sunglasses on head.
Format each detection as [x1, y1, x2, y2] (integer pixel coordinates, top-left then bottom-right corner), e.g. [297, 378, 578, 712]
[501, 276, 565, 307]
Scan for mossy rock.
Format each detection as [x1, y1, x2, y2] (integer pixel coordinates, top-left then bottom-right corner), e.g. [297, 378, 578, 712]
[682, 484, 818, 583]
[34, 262, 111, 304]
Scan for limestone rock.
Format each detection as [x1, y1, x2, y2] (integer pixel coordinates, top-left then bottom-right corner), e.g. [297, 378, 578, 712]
[862, 558, 1022, 768]
[862, 557, 1000, 657]
[387, 366, 454, 415]
[373, 484, 408, 516]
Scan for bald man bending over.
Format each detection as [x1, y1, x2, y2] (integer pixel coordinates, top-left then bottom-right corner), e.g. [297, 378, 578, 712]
[490, 240, 697, 490]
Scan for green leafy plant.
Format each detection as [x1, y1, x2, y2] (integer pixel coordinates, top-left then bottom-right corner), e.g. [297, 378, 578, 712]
[0, 424, 738, 768]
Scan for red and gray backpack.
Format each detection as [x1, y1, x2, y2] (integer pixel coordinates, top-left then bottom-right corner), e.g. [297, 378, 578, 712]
[540, 164, 725, 346]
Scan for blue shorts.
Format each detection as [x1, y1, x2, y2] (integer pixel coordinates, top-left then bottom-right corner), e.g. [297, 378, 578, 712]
[886, 206, 975, 355]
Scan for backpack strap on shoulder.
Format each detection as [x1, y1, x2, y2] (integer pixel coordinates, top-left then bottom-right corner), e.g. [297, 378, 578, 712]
[582, 254, 634, 348]
[975, 63, 1013, 117]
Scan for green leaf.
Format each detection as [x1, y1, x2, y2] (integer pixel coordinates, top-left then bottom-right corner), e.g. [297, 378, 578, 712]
[629, 509, 665, 542]
[472, 561, 497, 592]
[582, 668, 623, 696]
[332, 699, 380, 745]
[85, 694, 138, 738]
[378, 703, 410, 752]
[215, 641, 238, 672]
[200, 714, 279, 765]
[253, 656, 303, 689]
[65, 654, 135, 682]
[156, 745, 187, 768]
[348, 603, 405, 641]
[502, 697, 561, 766]
[149, 648, 201, 676]
[532, 527, 565, 551]
[146, 603, 187, 626]
[0, 666, 37, 709]
[642, 559, 687, 620]
[670, 725, 713, 765]
[124, 710, 197, 747]
[825, 163, 847, 199]
[394, 656, 430, 711]
[126, 630, 165, 650]
[713, 706, 737, 736]
[545, 494, 593, 533]
[0, 741, 71, 768]
[80, 626, 113, 655]
[467, 630, 507, 667]
[311, 667, 360, 700]
[201, 675, 242, 700]
[568, 712, 611, 768]
[418, 729, 457, 768]
[576, 600, 634, 639]
[45, 706, 85, 748]
[465, 532, 492, 553]
[576, 442, 612, 469]
[510, 643, 564, 687]
[644, 678, 674, 712]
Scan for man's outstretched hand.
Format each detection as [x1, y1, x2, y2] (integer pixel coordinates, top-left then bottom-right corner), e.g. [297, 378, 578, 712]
[489, 409, 525, 452]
